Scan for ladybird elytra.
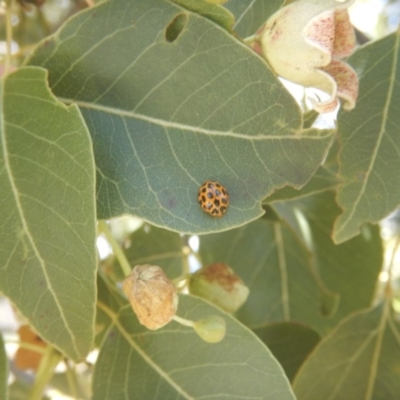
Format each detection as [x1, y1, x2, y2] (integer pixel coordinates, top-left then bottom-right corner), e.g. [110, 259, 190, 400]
[198, 180, 229, 218]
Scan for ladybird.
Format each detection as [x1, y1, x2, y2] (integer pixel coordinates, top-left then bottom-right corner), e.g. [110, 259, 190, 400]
[198, 181, 229, 217]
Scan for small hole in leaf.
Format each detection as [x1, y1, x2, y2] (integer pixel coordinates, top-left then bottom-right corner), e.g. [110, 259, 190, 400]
[165, 13, 187, 43]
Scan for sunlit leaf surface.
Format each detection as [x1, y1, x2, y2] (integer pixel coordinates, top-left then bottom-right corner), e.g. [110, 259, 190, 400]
[334, 28, 400, 243]
[93, 295, 295, 400]
[293, 301, 400, 399]
[0, 67, 96, 361]
[28, 0, 333, 234]
[265, 166, 339, 203]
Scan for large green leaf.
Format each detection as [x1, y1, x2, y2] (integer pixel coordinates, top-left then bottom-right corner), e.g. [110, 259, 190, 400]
[254, 322, 320, 382]
[199, 218, 329, 332]
[273, 191, 383, 330]
[225, 0, 284, 38]
[265, 166, 339, 203]
[119, 224, 184, 279]
[334, 28, 400, 243]
[9, 380, 49, 400]
[93, 295, 295, 400]
[0, 333, 7, 400]
[293, 301, 400, 399]
[171, 0, 235, 31]
[28, 0, 333, 234]
[95, 273, 126, 347]
[0, 67, 96, 361]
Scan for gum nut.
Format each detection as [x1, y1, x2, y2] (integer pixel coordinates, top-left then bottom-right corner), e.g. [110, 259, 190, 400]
[189, 263, 249, 313]
[193, 315, 226, 343]
[122, 265, 178, 330]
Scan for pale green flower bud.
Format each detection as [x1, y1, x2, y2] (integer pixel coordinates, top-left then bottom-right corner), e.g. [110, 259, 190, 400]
[193, 315, 226, 343]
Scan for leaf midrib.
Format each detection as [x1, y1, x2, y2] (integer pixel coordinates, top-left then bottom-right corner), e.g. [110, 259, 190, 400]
[97, 301, 195, 400]
[336, 31, 400, 238]
[59, 98, 332, 141]
[0, 90, 80, 358]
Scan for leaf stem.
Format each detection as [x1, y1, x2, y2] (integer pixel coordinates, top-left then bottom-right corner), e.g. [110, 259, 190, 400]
[28, 346, 63, 400]
[5, 339, 46, 354]
[98, 220, 132, 277]
[242, 34, 259, 45]
[64, 360, 79, 400]
[97, 300, 117, 323]
[172, 315, 194, 327]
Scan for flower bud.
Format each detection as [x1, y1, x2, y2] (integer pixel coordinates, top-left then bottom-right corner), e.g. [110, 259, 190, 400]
[255, 0, 358, 113]
[122, 265, 178, 330]
[189, 263, 249, 313]
[193, 315, 226, 343]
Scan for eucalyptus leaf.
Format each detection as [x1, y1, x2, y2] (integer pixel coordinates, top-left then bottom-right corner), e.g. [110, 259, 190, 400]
[28, 0, 334, 234]
[334, 28, 400, 243]
[0, 333, 7, 400]
[0, 67, 96, 361]
[225, 0, 284, 38]
[93, 295, 295, 400]
[293, 301, 400, 399]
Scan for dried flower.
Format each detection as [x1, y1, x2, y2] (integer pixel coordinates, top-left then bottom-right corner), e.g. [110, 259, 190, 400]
[255, 0, 358, 113]
[123, 265, 178, 330]
[189, 263, 249, 313]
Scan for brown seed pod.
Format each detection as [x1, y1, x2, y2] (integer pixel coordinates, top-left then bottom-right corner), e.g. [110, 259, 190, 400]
[122, 265, 178, 330]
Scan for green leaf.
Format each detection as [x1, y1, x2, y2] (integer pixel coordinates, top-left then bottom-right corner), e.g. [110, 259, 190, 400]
[119, 224, 184, 280]
[302, 110, 319, 129]
[199, 218, 329, 332]
[49, 371, 91, 400]
[0, 67, 96, 361]
[265, 166, 339, 203]
[293, 301, 400, 399]
[9, 380, 49, 400]
[171, 0, 235, 31]
[95, 273, 125, 347]
[0, 333, 7, 400]
[225, 0, 284, 37]
[334, 28, 400, 243]
[253, 322, 320, 382]
[273, 191, 383, 330]
[28, 0, 334, 234]
[93, 295, 295, 400]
